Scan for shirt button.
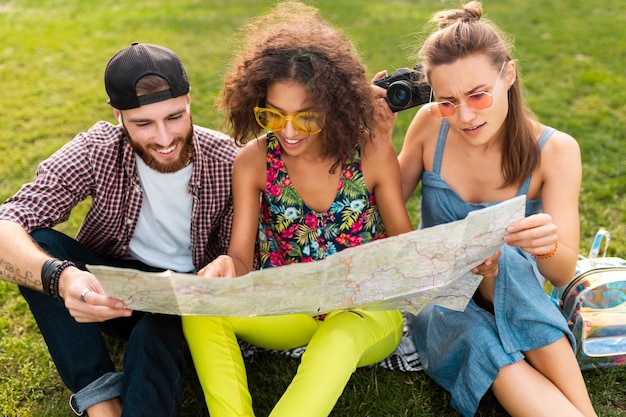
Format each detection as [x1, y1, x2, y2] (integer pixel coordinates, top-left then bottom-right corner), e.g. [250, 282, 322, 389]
[126, 218, 133, 225]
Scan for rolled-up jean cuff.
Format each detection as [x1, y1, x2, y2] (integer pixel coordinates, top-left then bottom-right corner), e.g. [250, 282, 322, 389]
[69, 371, 123, 416]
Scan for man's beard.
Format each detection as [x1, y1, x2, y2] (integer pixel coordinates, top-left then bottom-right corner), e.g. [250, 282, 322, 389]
[126, 121, 194, 174]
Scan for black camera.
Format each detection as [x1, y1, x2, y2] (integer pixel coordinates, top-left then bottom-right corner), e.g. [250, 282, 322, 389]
[374, 64, 431, 112]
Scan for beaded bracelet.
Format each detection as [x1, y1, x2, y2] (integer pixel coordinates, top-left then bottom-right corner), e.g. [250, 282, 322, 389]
[533, 241, 558, 260]
[41, 258, 77, 301]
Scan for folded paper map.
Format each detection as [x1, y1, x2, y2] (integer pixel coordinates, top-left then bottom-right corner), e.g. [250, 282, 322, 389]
[89, 195, 526, 316]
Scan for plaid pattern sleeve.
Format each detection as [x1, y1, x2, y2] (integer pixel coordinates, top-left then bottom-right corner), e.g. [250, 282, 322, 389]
[0, 123, 119, 233]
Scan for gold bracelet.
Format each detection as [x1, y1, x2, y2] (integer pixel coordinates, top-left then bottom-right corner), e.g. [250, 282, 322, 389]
[534, 240, 558, 259]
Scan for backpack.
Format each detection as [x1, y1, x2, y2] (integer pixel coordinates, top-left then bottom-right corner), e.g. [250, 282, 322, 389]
[550, 229, 626, 370]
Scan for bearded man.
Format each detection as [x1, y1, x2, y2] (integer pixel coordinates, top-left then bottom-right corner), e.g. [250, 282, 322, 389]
[0, 42, 237, 417]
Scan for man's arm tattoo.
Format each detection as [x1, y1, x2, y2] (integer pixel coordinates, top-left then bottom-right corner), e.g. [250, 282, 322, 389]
[0, 258, 39, 288]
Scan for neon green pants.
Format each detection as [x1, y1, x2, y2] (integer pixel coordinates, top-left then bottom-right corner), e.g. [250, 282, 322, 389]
[182, 309, 402, 417]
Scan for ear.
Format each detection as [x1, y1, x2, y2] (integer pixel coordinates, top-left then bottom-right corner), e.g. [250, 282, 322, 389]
[505, 60, 517, 88]
[112, 109, 123, 126]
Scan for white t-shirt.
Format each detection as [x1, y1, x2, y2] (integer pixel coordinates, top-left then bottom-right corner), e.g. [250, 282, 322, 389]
[128, 156, 195, 272]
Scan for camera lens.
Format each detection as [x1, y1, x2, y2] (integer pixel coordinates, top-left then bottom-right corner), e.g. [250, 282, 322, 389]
[387, 81, 412, 108]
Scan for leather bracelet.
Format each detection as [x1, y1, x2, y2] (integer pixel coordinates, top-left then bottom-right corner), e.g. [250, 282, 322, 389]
[533, 240, 558, 260]
[41, 258, 76, 301]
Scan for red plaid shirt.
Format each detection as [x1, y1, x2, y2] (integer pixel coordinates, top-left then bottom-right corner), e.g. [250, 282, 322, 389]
[0, 121, 237, 271]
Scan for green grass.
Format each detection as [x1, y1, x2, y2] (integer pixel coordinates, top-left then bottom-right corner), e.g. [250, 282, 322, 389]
[1, 0, 625, 415]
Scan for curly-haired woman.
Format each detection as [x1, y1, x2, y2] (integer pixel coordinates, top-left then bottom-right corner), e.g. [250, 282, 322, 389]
[182, 2, 413, 416]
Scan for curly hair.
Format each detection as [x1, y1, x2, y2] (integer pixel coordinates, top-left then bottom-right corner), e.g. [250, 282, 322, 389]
[417, 1, 540, 188]
[219, 1, 376, 172]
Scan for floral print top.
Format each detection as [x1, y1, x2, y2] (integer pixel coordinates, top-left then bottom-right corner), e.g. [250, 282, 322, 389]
[258, 133, 386, 269]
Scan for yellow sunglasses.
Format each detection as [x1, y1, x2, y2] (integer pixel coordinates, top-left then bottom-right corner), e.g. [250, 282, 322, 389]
[253, 106, 325, 135]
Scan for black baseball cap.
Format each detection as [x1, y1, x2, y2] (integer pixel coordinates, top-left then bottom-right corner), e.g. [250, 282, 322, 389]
[104, 42, 190, 110]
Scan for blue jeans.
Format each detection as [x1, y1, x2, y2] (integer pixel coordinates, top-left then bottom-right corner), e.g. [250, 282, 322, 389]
[19, 228, 192, 416]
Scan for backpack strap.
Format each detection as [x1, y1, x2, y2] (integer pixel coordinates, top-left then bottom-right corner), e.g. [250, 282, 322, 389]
[589, 229, 611, 259]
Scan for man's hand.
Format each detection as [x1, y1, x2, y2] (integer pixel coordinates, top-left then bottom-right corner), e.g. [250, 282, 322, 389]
[59, 266, 132, 322]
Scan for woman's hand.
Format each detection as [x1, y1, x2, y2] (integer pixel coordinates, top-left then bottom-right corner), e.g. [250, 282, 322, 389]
[472, 250, 501, 312]
[504, 213, 558, 256]
[197, 255, 237, 278]
[472, 250, 501, 279]
[371, 70, 396, 140]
